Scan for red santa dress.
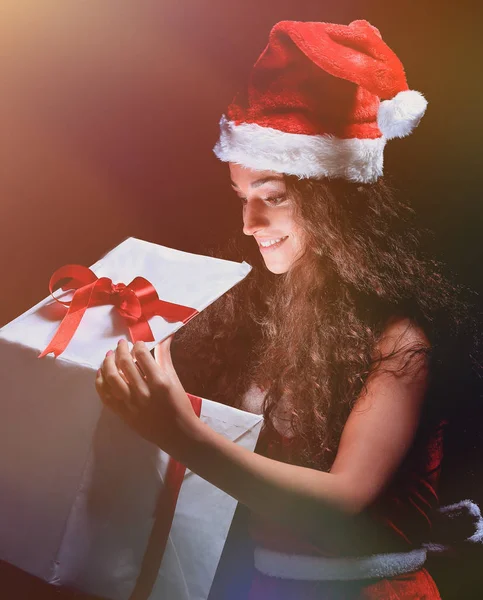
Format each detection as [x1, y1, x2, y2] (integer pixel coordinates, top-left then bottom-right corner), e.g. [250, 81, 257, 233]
[245, 413, 444, 600]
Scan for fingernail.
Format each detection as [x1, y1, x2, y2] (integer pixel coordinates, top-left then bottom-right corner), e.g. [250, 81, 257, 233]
[118, 339, 124, 346]
[97, 368, 101, 376]
[106, 350, 113, 357]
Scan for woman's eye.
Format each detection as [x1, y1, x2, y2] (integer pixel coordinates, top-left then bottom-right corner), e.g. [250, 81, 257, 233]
[235, 195, 286, 206]
[264, 195, 286, 205]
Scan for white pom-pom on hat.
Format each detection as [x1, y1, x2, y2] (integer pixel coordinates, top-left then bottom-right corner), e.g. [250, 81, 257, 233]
[378, 90, 428, 140]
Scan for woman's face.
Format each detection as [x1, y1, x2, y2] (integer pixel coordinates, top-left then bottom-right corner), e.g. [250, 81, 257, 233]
[229, 163, 306, 274]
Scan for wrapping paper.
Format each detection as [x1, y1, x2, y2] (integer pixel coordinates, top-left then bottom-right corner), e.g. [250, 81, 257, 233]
[51, 397, 263, 600]
[0, 238, 262, 599]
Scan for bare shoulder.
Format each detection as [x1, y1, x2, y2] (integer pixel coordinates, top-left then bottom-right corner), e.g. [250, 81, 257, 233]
[378, 316, 430, 352]
[373, 316, 431, 383]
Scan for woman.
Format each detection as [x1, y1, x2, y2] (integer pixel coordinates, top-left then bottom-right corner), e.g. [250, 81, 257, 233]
[95, 20, 476, 599]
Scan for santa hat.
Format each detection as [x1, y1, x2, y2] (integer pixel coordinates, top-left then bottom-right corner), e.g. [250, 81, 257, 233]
[213, 19, 427, 183]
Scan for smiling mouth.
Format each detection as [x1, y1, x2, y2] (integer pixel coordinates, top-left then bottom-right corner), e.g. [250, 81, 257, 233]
[258, 236, 288, 252]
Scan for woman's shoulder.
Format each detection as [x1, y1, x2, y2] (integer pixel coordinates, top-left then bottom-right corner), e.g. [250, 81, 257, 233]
[374, 316, 431, 376]
[379, 316, 431, 350]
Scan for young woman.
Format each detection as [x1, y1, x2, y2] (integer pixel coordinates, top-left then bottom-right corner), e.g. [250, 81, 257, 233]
[95, 19, 478, 599]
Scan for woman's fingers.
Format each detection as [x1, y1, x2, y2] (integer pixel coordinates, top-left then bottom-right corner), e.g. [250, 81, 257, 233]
[98, 338, 176, 417]
[96, 368, 137, 419]
[102, 348, 138, 413]
[115, 339, 151, 406]
[132, 341, 162, 386]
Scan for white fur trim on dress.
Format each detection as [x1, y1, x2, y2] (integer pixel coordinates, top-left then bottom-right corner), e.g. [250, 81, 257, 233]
[213, 116, 386, 183]
[378, 90, 428, 140]
[253, 546, 427, 581]
[254, 500, 483, 582]
[439, 499, 483, 543]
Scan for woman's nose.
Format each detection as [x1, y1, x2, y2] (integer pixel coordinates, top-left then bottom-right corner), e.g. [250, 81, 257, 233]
[243, 201, 269, 236]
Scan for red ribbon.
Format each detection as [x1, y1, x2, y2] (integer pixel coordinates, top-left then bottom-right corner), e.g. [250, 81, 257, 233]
[38, 264, 198, 358]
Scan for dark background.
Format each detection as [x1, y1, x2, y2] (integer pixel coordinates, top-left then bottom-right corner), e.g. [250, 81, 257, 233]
[1, 0, 482, 325]
[1, 1, 482, 598]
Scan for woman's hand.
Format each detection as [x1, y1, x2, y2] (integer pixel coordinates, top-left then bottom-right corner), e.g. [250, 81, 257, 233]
[95, 337, 200, 458]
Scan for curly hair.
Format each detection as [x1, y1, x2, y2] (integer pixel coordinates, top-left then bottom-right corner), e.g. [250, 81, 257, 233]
[172, 177, 478, 470]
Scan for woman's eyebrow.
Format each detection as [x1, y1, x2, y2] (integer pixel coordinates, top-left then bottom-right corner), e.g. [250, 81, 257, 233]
[251, 177, 284, 188]
[230, 177, 284, 189]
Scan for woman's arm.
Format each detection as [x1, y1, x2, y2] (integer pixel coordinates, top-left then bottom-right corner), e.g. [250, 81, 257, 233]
[97, 318, 429, 546]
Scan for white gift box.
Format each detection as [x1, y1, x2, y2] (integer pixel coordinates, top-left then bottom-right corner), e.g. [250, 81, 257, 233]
[0, 237, 263, 599]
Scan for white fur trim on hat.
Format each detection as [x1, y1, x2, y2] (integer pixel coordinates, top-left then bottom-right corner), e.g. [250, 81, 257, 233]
[378, 90, 428, 140]
[253, 546, 427, 581]
[213, 116, 386, 183]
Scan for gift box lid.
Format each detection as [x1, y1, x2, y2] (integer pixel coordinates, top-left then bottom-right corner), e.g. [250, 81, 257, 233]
[0, 237, 251, 369]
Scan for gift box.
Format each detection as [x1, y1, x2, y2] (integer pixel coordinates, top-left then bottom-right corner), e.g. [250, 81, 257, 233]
[0, 237, 263, 599]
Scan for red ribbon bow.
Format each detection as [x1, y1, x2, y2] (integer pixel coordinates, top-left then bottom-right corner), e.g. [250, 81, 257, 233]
[38, 264, 198, 358]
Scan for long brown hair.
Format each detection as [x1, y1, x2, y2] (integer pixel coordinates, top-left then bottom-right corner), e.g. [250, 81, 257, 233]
[172, 177, 477, 469]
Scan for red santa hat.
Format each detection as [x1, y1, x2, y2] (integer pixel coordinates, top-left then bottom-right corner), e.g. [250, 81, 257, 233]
[213, 19, 427, 183]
